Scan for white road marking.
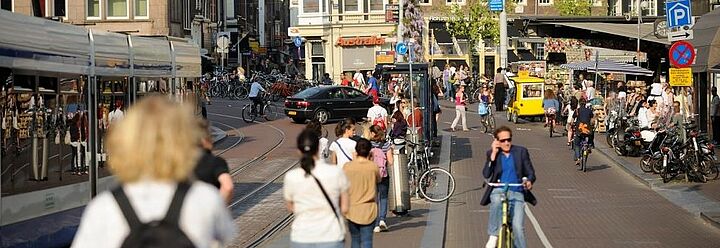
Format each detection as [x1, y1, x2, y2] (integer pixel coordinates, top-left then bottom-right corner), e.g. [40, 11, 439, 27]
[525, 205, 554, 248]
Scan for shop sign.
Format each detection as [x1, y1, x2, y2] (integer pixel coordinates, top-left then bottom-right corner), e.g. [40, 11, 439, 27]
[385, 4, 400, 23]
[336, 36, 386, 47]
[669, 68, 693, 86]
[376, 51, 395, 64]
[250, 41, 260, 52]
[288, 27, 301, 37]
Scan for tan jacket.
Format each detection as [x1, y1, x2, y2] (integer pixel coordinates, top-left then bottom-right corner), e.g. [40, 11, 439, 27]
[342, 157, 380, 225]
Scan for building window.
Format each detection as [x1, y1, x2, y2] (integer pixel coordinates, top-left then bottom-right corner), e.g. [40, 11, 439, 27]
[538, 0, 552, 5]
[534, 43, 545, 60]
[311, 42, 324, 57]
[303, 0, 319, 13]
[419, 0, 431, 6]
[107, 0, 129, 18]
[345, 0, 359, 11]
[446, 0, 465, 5]
[183, 0, 191, 30]
[515, 0, 526, 5]
[52, 0, 66, 16]
[135, 0, 148, 18]
[87, 0, 101, 19]
[370, 0, 383, 11]
[1, 0, 12, 11]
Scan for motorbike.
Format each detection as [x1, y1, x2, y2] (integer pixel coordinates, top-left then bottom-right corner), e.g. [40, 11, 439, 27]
[640, 129, 669, 173]
[610, 117, 646, 157]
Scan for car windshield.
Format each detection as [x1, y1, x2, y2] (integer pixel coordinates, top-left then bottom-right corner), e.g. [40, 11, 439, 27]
[294, 87, 324, 98]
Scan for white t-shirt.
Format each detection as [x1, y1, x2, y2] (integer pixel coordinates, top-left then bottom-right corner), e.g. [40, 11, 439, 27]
[329, 138, 356, 168]
[367, 105, 388, 123]
[108, 109, 124, 124]
[586, 87, 596, 100]
[72, 181, 235, 248]
[283, 161, 350, 243]
[353, 72, 365, 86]
[650, 83, 663, 96]
[318, 137, 329, 161]
[638, 107, 649, 128]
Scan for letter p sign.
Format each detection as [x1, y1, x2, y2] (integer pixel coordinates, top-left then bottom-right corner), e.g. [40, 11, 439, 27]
[666, 0, 692, 28]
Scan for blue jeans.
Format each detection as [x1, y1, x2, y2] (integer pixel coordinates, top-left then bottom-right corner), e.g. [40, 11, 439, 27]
[291, 241, 344, 248]
[375, 177, 389, 227]
[348, 221, 374, 248]
[505, 88, 515, 108]
[488, 188, 527, 248]
[444, 81, 453, 100]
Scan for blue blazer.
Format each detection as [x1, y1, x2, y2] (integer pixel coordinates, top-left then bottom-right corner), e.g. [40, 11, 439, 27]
[480, 145, 537, 206]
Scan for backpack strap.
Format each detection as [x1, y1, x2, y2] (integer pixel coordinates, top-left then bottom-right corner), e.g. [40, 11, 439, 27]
[163, 182, 191, 225]
[111, 186, 142, 229]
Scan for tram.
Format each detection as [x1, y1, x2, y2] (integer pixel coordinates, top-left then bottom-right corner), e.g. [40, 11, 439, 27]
[0, 10, 202, 247]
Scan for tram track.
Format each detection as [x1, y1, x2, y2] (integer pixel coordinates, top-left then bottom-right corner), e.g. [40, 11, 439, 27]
[207, 112, 298, 248]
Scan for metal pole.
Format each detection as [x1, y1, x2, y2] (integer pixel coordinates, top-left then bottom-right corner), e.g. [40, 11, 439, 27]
[398, 0, 404, 62]
[409, 43, 416, 138]
[499, 1, 508, 69]
[636, 0, 641, 67]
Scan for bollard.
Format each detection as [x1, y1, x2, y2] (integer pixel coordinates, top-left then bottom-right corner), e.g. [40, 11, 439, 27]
[388, 138, 411, 215]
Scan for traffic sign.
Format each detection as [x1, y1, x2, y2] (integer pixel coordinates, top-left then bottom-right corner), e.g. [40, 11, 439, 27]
[396, 42, 408, 55]
[669, 68, 693, 86]
[489, 0, 503, 11]
[293, 36, 302, 48]
[668, 41, 696, 68]
[668, 29, 694, 42]
[666, 0, 692, 28]
[216, 36, 229, 49]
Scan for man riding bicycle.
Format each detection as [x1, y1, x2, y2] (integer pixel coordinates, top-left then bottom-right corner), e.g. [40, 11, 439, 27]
[248, 78, 266, 116]
[481, 126, 537, 248]
[573, 98, 594, 166]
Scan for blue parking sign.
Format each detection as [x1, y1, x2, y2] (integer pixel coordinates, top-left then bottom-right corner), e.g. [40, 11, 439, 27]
[666, 0, 692, 28]
[489, 0, 503, 11]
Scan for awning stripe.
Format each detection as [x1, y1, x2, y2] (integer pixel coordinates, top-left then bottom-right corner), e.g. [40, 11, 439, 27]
[560, 60, 654, 76]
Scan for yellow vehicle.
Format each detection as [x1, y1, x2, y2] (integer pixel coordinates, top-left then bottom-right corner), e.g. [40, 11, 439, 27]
[506, 76, 546, 124]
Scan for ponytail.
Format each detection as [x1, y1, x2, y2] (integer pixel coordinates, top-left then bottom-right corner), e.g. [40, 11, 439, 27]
[297, 129, 320, 176]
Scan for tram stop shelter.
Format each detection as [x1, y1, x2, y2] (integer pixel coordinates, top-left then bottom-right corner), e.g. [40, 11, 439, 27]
[375, 63, 433, 140]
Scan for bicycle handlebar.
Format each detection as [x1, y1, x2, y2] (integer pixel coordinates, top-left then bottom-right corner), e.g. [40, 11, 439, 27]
[486, 183, 524, 187]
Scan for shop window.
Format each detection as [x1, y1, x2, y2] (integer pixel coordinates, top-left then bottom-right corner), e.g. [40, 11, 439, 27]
[135, 0, 148, 18]
[369, 0, 383, 11]
[303, 0, 319, 13]
[87, 0, 101, 19]
[107, 0, 129, 19]
[345, 0, 359, 12]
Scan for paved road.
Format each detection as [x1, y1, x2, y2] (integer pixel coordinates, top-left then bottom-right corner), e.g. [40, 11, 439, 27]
[442, 101, 720, 247]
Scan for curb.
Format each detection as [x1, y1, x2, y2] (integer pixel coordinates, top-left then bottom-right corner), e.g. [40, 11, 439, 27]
[210, 125, 228, 144]
[420, 131, 452, 248]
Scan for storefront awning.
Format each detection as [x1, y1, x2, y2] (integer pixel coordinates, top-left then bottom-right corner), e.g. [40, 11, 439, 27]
[545, 22, 670, 45]
[583, 46, 647, 63]
[690, 8, 720, 73]
[560, 60, 654, 76]
[518, 50, 536, 61]
[508, 50, 521, 63]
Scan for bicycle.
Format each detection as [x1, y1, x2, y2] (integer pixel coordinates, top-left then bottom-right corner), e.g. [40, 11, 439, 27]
[406, 139, 456, 202]
[479, 102, 496, 133]
[576, 134, 591, 172]
[486, 181, 526, 248]
[241, 94, 280, 123]
[546, 113, 556, 137]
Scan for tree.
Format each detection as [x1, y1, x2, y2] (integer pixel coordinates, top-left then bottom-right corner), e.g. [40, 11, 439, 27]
[403, 0, 426, 62]
[444, 0, 512, 46]
[555, 0, 592, 16]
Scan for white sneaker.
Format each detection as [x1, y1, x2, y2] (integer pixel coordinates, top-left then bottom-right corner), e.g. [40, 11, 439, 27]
[485, 235, 498, 248]
[379, 220, 388, 231]
[373, 226, 381, 233]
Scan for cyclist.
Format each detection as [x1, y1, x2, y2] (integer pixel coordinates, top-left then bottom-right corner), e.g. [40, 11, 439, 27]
[478, 84, 493, 119]
[542, 89, 560, 129]
[481, 126, 537, 248]
[248, 77, 266, 116]
[572, 98, 594, 166]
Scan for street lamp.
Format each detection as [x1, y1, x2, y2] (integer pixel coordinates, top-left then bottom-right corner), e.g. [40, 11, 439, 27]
[637, 0, 648, 67]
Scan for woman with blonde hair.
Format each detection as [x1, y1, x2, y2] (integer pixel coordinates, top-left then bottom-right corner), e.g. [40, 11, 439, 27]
[72, 96, 235, 248]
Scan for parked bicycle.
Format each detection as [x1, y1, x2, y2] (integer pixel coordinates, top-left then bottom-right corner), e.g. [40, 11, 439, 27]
[405, 139, 455, 202]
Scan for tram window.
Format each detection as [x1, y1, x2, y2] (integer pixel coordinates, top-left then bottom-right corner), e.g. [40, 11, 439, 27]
[1, 0, 11, 11]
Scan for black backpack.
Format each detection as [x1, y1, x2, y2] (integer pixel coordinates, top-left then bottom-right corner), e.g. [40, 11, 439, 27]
[111, 182, 195, 248]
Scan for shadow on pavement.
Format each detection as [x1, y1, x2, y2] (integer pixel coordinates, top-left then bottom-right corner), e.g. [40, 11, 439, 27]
[586, 164, 612, 172]
[451, 138, 472, 162]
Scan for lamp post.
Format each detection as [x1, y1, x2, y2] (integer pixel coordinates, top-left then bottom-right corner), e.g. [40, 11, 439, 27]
[636, 0, 648, 67]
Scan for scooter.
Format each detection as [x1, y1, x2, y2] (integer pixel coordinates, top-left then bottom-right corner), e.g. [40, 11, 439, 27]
[610, 117, 645, 157]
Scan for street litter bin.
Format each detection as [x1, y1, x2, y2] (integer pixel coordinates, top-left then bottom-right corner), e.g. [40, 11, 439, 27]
[388, 138, 411, 215]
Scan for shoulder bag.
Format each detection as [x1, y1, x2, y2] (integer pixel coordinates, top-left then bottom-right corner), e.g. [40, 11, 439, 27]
[310, 175, 344, 231]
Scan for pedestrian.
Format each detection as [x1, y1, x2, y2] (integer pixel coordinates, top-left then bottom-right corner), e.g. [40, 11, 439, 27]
[368, 125, 393, 233]
[329, 119, 357, 167]
[367, 98, 389, 131]
[323, 73, 334, 85]
[354, 70, 366, 90]
[648, 78, 663, 102]
[194, 120, 234, 204]
[451, 85, 468, 132]
[493, 68, 506, 111]
[407, 98, 424, 137]
[284, 130, 349, 248]
[431, 83, 443, 139]
[342, 138, 380, 248]
[443, 64, 452, 100]
[366, 71, 380, 102]
[390, 110, 408, 141]
[712, 87, 720, 145]
[72, 96, 235, 248]
[563, 96, 579, 146]
[341, 73, 352, 87]
[286, 59, 300, 79]
[307, 120, 330, 162]
[481, 126, 536, 248]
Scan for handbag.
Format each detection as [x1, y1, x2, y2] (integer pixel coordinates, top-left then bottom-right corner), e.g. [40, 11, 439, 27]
[64, 130, 71, 145]
[311, 174, 344, 231]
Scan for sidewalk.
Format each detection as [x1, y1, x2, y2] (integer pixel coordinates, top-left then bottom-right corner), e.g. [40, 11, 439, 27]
[262, 133, 452, 248]
[594, 135, 720, 228]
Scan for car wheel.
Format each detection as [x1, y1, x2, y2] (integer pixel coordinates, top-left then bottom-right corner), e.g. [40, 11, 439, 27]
[506, 111, 512, 121]
[292, 117, 306, 124]
[512, 112, 518, 124]
[314, 109, 330, 124]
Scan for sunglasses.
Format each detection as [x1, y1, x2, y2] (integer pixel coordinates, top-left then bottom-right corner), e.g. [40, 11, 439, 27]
[498, 138, 512, 143]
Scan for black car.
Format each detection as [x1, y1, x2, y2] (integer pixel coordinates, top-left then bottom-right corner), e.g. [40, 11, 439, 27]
[284, 86, 390, 124]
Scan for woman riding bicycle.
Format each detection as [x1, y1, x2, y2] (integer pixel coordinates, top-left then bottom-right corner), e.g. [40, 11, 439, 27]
[542, 90, 561, 129]
[572, 99, 594, 166]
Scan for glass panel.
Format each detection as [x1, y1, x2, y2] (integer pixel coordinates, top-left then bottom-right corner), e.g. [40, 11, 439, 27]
[370, 0, 383, 10]
[521, 83, 543, 99]
[88, 0, 100, 17]
[107, 0, 128, 17]
[345, 0, 358, 11]
[303, 0, 319, 13]
[135, 0, 147, 17]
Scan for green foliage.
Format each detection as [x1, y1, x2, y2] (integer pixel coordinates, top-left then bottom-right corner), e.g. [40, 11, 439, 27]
[555, 0, 592, 16]
[444, 0, 511, 45]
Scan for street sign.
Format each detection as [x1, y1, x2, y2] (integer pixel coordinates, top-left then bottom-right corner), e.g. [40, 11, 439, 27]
[217, 36, 229, 49]
[396, 42, 408, 55]
[668, 29, 694, 42]
[385, 4, 400, 23]
[669, 68, 693, 86]
[489, 0, 503, 11]
[668, 41, 695, 68]
[666, 0, 692, 28]
[293, 36, 302, 48]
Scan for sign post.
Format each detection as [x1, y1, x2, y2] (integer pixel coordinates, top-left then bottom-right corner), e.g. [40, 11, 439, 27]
[217, 34, 230, 72]
[294, 36, 302, 62]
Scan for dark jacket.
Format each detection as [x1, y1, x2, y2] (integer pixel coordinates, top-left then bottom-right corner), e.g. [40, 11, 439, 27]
[481, 145, 537, 206]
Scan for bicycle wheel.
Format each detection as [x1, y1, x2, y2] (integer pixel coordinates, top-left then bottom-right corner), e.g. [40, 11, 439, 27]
[581, 148, 589, 172]
[481, 116, 489, 133]
[241, 104, 256, 123]
[488, 114, 496, 131]
[263, 104, 278, 121]
[234, 86, 248, 100]
[702, 155, 719, 180]
[549, 122, 553, 138]
[407, 160, 418, 198]
[418, 167, 456, 202]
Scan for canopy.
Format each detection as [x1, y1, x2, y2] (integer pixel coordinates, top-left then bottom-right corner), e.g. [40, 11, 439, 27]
[689, 8, 720, 73]
[560, 60, 654, 76]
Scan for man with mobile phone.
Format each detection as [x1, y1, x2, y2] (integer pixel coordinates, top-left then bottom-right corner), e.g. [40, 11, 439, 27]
[480, 126, 537, 248]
